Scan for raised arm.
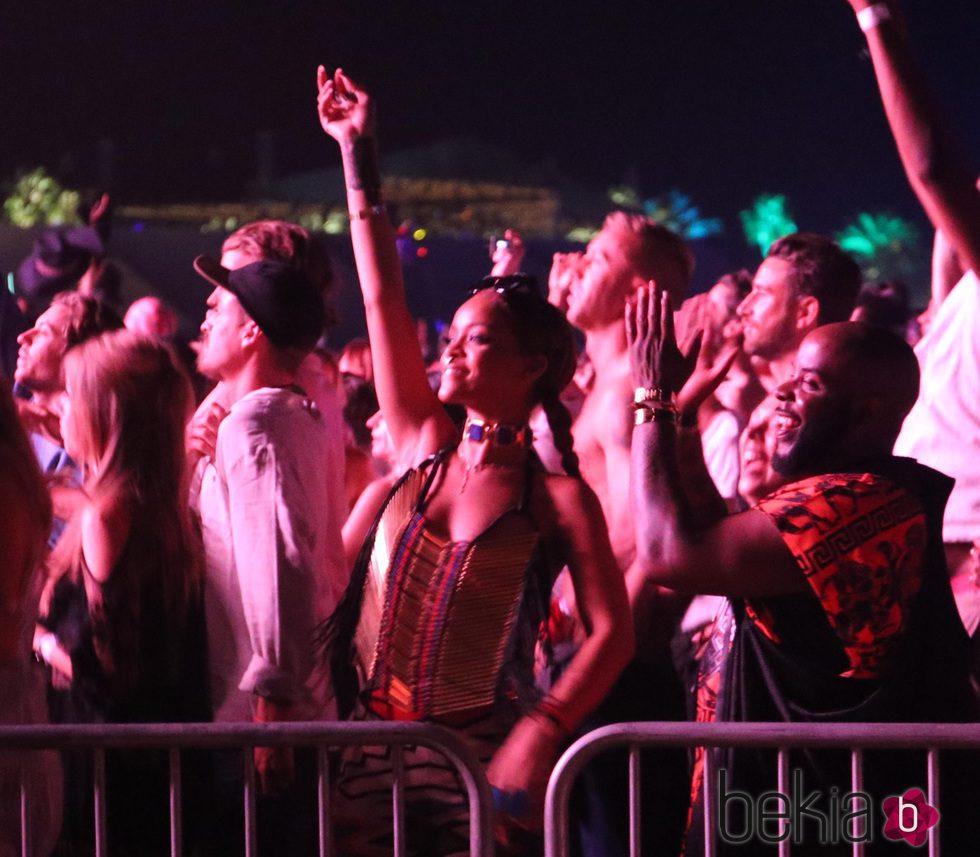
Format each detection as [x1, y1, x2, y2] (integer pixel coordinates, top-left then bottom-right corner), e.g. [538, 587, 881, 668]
[316, 68, 456, 460]
[846, 0, 980, 274]
[627, 285, 804, 598]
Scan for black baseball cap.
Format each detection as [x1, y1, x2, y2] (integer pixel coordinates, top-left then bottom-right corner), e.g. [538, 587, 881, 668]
[193, 256, 326, 351]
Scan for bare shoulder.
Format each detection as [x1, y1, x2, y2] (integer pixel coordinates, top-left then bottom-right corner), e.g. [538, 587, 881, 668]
[80, 499, 132, 584]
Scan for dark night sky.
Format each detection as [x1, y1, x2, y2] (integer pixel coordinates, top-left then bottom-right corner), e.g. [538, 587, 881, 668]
[1, 1, 977, 239]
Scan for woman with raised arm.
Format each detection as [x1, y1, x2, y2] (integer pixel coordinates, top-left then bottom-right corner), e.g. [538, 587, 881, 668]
[316, 68, 633, 855]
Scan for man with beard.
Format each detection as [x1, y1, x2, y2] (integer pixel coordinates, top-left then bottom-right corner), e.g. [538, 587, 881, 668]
[737, 233, 862, 394]
[628, 287, 975, 854]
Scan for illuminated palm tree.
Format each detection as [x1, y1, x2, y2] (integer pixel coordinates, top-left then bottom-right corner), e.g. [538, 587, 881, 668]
[643, 189, 723, 240]
[739, 194, 797, 256]
[836, 212, 919, 282]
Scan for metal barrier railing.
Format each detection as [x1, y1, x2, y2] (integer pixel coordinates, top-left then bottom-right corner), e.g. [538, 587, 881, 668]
[0, 721, 495, 857]
[544, 721, 980, 857]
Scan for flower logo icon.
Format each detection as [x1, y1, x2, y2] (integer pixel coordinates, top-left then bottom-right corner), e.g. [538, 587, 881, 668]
[882, 788, 940, 846]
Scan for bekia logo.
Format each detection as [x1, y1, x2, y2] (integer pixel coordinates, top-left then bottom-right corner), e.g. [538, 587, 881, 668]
[717, 769, 940, 846]
[882, 788, 940, 846]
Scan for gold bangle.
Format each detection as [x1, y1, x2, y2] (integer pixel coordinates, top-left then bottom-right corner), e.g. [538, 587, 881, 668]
[633, 398, 677, 414]
[634, 406, 677, 426]
[634, 386, 672, 405]
[349, 204, 387, 221]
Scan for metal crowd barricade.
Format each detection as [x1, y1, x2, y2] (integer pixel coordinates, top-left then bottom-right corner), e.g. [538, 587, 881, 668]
[0, 721, 495, 857]
[545, 721, 980, 857]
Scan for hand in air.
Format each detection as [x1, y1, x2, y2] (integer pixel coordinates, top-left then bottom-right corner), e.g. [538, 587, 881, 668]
[547, 252, 581, 314]
[626, 283, 700, 397]
[676, 329, 740, 424]
[316, 66, 375, 142]
[490, 229, 526, 277]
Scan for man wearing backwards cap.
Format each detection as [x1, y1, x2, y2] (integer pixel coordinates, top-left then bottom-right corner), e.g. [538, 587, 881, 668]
[190, 255, 336, 852]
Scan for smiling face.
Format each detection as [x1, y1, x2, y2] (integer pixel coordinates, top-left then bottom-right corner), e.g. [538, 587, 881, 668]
[737, 257, 802, 360]
[438, 290, 543, 420]
[738, 395, 782, 504]
[14, 302, 72, 394]
[770, 330, 856, 478]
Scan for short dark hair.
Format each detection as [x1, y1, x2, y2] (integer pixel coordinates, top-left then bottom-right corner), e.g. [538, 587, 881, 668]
[854, 281, 910, 334]
[50, 291, 123, 349]
[767, 233, 861, 325]
[716, 269, 752, 302]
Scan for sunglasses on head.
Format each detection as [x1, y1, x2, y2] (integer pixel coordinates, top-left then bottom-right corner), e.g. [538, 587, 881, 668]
[468, 274, 540, 297]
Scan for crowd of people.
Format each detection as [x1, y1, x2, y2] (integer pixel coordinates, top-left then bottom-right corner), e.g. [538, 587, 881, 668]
[1, 1, 978, 855]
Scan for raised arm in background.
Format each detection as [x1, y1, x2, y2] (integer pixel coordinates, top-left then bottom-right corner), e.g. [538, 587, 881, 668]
[846, 0, 980, 277]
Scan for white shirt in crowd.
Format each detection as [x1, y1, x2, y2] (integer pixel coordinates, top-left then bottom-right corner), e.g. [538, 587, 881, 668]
[193, 385, 346, 722]
[895, 270, 980, 544]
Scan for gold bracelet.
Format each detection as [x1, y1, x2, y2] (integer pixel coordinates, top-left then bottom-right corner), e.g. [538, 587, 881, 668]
[634, 406, 678, 426]
[633, 398, 677, 414]
[634, 386, 672, 405]
[349, 204, 387, 221]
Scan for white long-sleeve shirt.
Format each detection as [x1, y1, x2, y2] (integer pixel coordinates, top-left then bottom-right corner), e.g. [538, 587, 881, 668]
[194, 386, 346, 721]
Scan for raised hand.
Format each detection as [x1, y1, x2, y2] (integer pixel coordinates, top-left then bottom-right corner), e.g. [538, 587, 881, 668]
[316, 66, 375, 142]
[626, 283, 700, 397]
[489, 229, 526, 277]
[547, 251, 582, 314]
[677, 332, 740, 425]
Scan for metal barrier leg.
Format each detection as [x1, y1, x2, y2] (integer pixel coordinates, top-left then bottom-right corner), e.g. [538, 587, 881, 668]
[169, 748, 182, 857]
[927, 749, 940, 857]
[94, 748, 108, 857]
[776, 749, 790, 857]
[19, 764, 30, 857]
[243, 748, 257, 857]
[850, 749, 865, 857]
[391, 745, 406, 857]
[317, 745, 331, 857]
[703, 748, 716, 857]
[628, 746, 641, 857]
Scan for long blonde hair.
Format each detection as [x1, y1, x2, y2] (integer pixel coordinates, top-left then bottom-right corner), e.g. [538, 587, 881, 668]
[51, 331, 200, 620]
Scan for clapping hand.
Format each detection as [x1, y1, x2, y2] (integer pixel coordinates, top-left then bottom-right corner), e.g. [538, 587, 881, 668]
[626, 283, 700, 397]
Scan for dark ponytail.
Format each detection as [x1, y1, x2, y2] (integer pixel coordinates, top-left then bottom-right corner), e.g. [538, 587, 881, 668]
[540, 391, 580, 479]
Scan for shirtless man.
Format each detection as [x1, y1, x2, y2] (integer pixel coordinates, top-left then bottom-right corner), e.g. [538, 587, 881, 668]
[555, 211, 693, 575]
[552, 213, 695, 856]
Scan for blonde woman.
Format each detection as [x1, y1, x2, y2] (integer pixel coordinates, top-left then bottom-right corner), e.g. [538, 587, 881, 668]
[36, 330, 210, 854]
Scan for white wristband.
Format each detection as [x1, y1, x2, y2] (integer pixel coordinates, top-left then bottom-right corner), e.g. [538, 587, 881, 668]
[38, 632, 58, 664]
[857, 3, 892, 33]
